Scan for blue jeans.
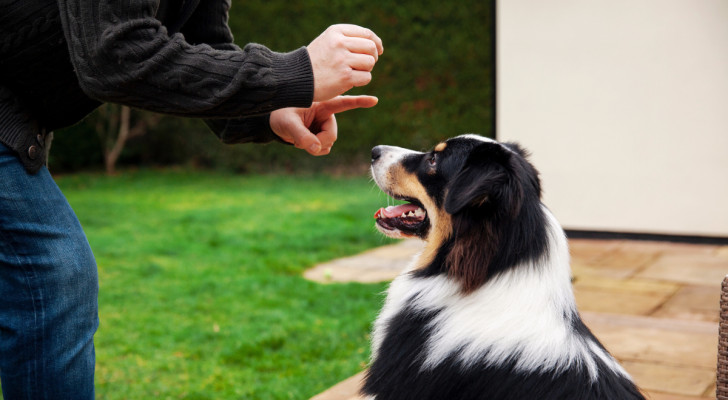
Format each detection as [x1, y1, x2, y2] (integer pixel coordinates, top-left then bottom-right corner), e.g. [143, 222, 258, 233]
[0, 142, 98, 399]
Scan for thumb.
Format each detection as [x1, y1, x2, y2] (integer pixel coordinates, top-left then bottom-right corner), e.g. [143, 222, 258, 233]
[287, 121, 323, 154]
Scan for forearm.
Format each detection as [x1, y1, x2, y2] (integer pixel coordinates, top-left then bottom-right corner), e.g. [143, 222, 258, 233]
[56, 0, 313, 118]
[203, 115, 285, 145]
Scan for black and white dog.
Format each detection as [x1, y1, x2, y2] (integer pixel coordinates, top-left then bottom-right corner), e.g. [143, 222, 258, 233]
[363, 135, 644, 400]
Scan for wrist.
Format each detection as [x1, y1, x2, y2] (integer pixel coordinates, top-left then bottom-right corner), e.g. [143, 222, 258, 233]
[268, 47, 315, 110]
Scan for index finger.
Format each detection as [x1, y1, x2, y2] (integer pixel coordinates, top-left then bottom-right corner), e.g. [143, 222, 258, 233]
[317, 95, 379, 118]
[337, 24, 384, 55]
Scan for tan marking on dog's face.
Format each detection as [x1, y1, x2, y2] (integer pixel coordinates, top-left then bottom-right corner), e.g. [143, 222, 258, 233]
[387, 163, 452, 271]
[416, 210, 452, 271]
[387, 163, 429, 207]
[434, 142, 447, 152]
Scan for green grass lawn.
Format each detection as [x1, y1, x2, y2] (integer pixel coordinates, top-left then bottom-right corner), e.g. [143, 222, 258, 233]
[53, 170, 396, 399]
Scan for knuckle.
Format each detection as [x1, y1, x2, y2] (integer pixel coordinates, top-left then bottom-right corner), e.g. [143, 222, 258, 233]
[367, 41, 377, 54]
[358, 73, 372, 87]
[366, 55, 376, 69]
[342, 68, 355, 82]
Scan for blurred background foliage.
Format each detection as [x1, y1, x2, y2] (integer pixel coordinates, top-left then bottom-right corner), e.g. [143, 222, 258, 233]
[50, 0, 495, 174]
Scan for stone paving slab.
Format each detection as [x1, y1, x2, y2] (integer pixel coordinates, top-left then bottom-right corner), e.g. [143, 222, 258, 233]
[309, 371, 366, 400]
[571, 259, 646, 280]
[303, 239, 424, 283]
[305, 239, 728, 400]
[573, 276, 680, 315]
[718, 246, 728, 258]
[624, 361, 715, 397]
[652, 284, 722, 323]
[581, 313, 717, 377]
[637, 253, 728, 286]
[647, 394, 712, 400]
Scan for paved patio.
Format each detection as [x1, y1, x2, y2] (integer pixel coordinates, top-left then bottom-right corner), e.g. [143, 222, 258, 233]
[305, 238, 728, 400]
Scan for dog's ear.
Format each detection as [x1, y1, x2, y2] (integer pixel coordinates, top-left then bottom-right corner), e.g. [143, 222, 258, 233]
[444, 143, 522, 217]
[444, 143, 522, 293]
[501, 142, 530, 159]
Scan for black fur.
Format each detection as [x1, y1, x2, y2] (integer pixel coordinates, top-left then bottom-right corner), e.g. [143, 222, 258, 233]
[365, 314, 643, 400]
[415, 139, 549, 291]
[363, 305, 643, 400]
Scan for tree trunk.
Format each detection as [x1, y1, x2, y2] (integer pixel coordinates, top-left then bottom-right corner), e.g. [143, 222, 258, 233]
[100, 105, 160, 175]
[105, 106, 131, 175]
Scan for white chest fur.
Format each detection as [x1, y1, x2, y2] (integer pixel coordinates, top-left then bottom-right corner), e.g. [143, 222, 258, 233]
[370, 209, 628, 381]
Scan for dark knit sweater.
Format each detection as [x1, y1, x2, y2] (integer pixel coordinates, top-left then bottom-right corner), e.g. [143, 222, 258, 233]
[0, 0, 314, 172]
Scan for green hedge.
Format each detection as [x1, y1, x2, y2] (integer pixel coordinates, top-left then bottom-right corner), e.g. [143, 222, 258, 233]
[50, 0, 494, 173]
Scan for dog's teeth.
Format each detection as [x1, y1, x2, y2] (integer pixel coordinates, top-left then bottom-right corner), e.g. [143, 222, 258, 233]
[415, 209, 425, 217]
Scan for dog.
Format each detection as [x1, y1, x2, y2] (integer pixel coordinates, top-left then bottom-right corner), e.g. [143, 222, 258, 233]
[362, 135, 644, 400]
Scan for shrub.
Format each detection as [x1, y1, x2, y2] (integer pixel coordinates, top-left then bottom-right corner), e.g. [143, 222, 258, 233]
[50, 0, 494, 173]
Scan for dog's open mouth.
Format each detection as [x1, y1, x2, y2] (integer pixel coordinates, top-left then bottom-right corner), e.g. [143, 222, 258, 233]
[374, 200, 429, 238]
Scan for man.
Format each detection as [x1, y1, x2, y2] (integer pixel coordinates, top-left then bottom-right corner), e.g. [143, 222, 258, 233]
[0, 0, 383, 398]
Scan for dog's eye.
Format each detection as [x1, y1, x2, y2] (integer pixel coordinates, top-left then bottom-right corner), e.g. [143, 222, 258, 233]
[428, 154, 437, 167]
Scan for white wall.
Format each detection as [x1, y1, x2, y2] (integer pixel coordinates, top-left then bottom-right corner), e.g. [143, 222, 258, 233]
[497, 0, 728, 237]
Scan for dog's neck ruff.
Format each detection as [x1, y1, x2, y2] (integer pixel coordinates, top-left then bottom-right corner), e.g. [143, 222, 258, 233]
[371, 207, 628, 382]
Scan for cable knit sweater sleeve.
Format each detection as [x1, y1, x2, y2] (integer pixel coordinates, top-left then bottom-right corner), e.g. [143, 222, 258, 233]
[55, 0, 314, 121]
[179, 0, 283, 144]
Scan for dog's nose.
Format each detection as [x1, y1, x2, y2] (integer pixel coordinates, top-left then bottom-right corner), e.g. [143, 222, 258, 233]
[371, 146, 383, 163]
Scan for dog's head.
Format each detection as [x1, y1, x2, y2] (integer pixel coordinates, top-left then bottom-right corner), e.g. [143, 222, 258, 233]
[371, 135, 547, 292]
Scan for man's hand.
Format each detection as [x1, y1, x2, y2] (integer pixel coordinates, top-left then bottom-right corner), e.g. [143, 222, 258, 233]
[307, 24, 384, 102]
[270, 95, 378, 156]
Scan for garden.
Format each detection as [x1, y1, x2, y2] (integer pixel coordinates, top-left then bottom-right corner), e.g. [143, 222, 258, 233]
[2, 1, 494, 398]
[58, 171, 393, 399]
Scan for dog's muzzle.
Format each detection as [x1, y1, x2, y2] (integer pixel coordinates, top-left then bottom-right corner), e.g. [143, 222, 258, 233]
[370, 145, 429, 238]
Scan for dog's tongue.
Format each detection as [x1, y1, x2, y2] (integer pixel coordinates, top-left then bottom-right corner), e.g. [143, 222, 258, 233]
[374, 204, 420, 219]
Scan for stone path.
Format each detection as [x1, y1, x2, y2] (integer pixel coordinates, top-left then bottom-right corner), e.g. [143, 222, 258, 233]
[303, 239, 424, 283]
[306, 238, 728, 400]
